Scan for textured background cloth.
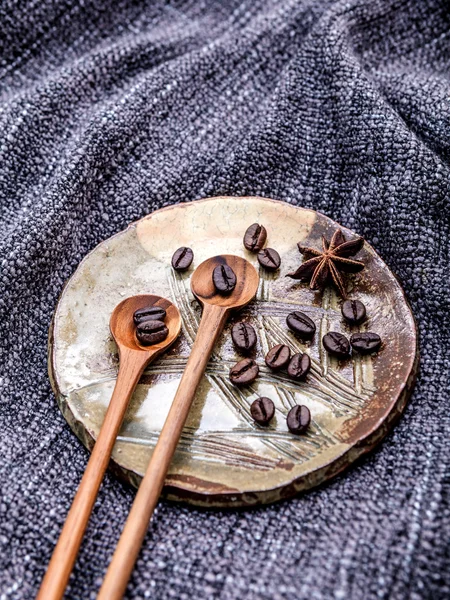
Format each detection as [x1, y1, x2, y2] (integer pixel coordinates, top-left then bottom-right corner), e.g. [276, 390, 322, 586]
[1, 1, 449, 598]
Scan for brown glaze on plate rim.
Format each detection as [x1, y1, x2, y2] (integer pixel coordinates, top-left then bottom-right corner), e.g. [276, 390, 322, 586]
[48, 196, 419, 507]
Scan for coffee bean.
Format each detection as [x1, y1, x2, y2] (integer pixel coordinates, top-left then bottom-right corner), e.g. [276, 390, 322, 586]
[171, 247, 194, 271]
[244, 223, 267, 252]
[322, 332, 350, 359]
[212, 264, 237, 295]
[287, 405, 311, 434]
[229, 358, 259, 385]
[341, 299, 366, 325]
[287, 353, 311, 380]
[231, 321, 257, 353]
[257, 248, 280, 271]
[133, 306, 167, 326]
[136, 319, 168, 345]
[350, 332, 382, 354]
[265, 344, 291, 370]
[286, 311, 316, 340]
[250, 397, 275, 425]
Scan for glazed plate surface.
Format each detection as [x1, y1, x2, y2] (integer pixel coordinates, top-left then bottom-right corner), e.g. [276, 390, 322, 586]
[49, 196, 418, 506]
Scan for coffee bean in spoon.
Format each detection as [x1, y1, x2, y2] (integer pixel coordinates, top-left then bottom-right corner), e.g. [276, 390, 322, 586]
[257, 248, 280, 271]
[243, 223, 267, 252]
[250, 397, 275, 426]
[229, 358, 259, 385]
[136, 319, 168, 345]
[286, 311, 316, 340]
[323, 332, 350, 359]
[231, 321, 257, 353]
[171, 247, 194, 271]
[287, 405, 311, 434]
[350, 332, 382, 354]
[341, 299, 366, 325]
[287, 353, 311, 380]
[265, 344, 291, 371]
[212, 264, 237, 295]
[133, 306, 167, 326]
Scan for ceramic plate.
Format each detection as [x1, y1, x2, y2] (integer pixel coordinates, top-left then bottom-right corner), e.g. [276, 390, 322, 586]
[49, 196, 418, 507]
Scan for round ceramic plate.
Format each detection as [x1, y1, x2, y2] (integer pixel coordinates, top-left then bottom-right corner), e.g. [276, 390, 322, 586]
[49, 196, 418, 507]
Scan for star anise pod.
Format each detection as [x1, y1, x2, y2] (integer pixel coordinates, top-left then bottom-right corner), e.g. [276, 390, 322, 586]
[286, 229, 365, 298]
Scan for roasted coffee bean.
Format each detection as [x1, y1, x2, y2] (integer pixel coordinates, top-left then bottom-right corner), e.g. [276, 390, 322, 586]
[250, 397, 275, 425]
[229, 358, 259, 385]
[287, 405, 311, 434]
[265, 344, 291, 370]
[212, 264, 237, 295]
[287, 353, 311, 380]
[350, 332, 382, 354]
[341, 299, 366, 325]
[323, 332, 350, 359]
[133, 306, 166, 326]
[286, 311, 316, 340]
[231, 321, 257, 353]
[244, 223, 267, 252]
[257, 248, 280, 271]
[136, 319, 168, 345]
[171, 247, 194, 271]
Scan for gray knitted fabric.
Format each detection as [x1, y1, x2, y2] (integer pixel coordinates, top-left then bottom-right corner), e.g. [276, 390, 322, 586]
[1, 1, 449, 598]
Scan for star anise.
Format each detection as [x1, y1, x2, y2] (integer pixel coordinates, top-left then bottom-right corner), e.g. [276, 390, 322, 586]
[286, 229, 365, 298]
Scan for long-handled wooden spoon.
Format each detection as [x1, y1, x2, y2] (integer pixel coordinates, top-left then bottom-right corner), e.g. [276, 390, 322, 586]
[97, 255, 259, 600]
[37, 295, 181, 600]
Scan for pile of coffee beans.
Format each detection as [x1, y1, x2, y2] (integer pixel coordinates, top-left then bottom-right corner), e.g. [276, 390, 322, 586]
[133, 305, 168, 346]
[228, 319, 310, 433]
[322, 299, 382, 358]
[243, 222, 281, 272]
[165, 224, 385, 441]
[229, 321, 258, 379]
[265, 344, 311, 380]
[133, 306, 166, 325]
[322, 329, 382, 358]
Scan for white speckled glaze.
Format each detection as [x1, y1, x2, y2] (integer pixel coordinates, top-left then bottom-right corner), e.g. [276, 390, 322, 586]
[49, 196, 418, 506]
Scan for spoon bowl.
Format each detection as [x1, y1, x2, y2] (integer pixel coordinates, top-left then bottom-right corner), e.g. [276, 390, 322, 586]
[110, 294, 181, 353]
[191, 255, 259, 310]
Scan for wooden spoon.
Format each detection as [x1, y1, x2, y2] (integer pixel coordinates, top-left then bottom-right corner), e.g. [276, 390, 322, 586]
[97, 255, 259, 600]
[37, 295, 181, 600]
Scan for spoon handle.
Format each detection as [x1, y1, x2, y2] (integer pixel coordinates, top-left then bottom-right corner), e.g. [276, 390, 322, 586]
[37, 350, 149, 600]
[97, 303, 228, 600]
